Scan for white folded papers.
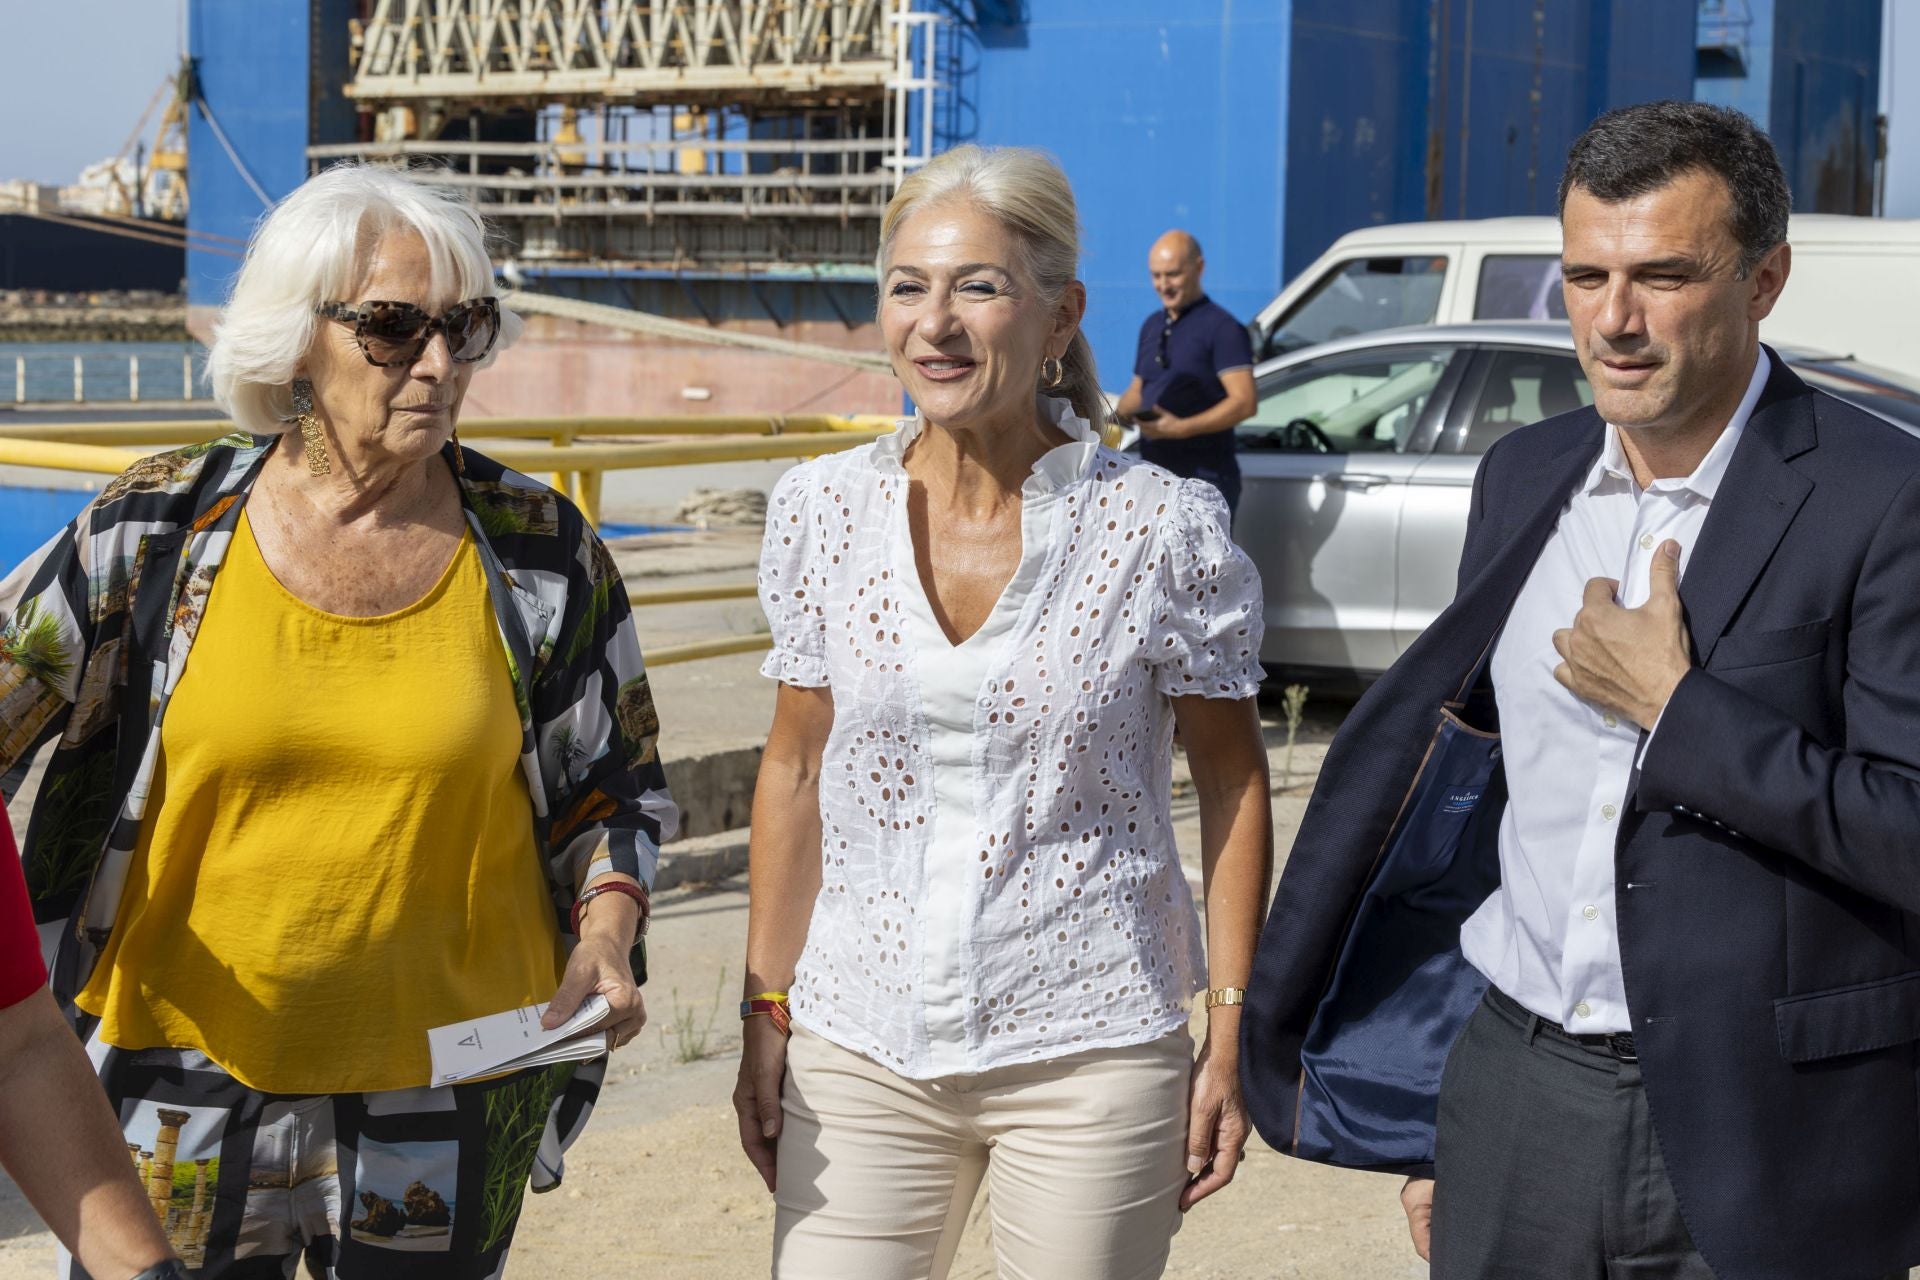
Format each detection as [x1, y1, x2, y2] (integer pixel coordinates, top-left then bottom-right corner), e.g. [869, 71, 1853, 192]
[427, 993, 613, 1087]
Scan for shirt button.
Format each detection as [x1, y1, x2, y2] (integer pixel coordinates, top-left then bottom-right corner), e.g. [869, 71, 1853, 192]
[1574, 1001, 1593, 1019]
[1603, 713, 1618, 729]
[1583, 904, 1599, 921]
[1601, 803, 1618, 821]
[1639, 533, 1656, 551]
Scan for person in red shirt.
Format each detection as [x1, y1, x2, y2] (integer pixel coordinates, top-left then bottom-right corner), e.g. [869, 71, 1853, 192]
[0, 808, 180, 1280]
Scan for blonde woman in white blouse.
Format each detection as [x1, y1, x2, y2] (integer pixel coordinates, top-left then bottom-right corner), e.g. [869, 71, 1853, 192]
[733, 144, 1274, 1280]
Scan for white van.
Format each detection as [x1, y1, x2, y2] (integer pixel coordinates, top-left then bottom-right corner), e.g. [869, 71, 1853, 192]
[1251, 215, 1920, 378]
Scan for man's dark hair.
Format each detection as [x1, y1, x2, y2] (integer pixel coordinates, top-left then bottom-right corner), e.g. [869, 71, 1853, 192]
[1558, 100, 1791, 278]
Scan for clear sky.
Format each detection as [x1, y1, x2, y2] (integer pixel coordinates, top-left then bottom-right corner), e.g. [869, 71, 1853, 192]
[0, 1, 186, 185]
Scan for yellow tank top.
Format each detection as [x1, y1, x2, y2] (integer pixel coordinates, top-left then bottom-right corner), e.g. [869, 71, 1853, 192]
[77, 509, 563, 1094]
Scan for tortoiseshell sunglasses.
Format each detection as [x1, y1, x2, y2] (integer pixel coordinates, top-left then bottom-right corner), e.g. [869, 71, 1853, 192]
[315, 296, 501, 368]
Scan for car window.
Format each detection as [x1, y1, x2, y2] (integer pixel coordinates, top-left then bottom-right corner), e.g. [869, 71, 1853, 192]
[1474, 255, 1567, 320]
[1266, 257, 1448, 356]
[1790, 359, 1920, 433]
[1240, 347, 1454, 454]
[1450, 349, 1593, 454]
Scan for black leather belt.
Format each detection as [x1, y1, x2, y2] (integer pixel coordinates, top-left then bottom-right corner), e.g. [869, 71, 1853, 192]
[1543, 1022, 1639, 1063]
[1488, 985, 1637, 1061]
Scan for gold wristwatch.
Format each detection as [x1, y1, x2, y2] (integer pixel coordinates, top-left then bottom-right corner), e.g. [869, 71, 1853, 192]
[1204, 987, 1248, 1009]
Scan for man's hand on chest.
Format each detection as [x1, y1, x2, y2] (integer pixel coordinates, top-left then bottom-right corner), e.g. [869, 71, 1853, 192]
[1551, 538, 1695, 729]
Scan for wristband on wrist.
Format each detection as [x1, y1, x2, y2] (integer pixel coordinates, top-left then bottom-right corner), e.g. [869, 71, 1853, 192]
[741, 992, 792, 1036]
[570, 880, 651, 936]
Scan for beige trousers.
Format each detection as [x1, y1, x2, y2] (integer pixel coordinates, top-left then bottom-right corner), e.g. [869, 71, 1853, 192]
[772, 1023, 1193, 1280]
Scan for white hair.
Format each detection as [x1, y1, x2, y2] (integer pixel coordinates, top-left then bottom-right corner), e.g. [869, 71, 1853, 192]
[206, 163, 523, 435]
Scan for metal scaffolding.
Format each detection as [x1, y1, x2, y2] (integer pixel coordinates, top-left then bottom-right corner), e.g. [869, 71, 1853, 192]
[321, 0, 946, 272]
[348, 0, 897, 102]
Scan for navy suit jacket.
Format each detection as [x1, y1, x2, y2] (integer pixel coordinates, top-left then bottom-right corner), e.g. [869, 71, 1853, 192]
[1241, 351, 1920, 1280]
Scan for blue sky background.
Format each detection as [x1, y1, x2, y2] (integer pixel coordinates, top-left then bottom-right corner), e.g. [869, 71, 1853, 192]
[1, 2, 185, 184]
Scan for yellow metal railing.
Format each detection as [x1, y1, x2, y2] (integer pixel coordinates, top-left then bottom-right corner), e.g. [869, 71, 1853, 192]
[0, 438, 144, 475]
[0, 413, 894, 446]
[0, 413, 895, 526]
[627, 583, 768, 669]
[627, 583, 757, 607]
[0, 415, 886, 666]
[641, 633, 771, 667]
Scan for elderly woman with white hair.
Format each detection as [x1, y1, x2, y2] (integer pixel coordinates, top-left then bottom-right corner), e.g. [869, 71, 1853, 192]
[733, 144, 1273, 1280]
[0, 164, 674, 1277]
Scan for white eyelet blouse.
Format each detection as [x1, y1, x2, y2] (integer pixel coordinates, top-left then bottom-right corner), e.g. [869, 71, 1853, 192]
[757, 395, 1265, 1078]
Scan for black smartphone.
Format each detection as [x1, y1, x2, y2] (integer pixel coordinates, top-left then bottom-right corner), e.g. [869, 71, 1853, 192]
[1132, 407, 1162, 422]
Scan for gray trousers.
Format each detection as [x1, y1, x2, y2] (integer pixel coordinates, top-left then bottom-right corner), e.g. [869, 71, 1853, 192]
[1431, 986, 1715, 1280]
[1431, 987, 1910, 1280]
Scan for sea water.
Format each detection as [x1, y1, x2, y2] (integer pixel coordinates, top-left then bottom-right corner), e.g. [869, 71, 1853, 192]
[0, 340, 207, 403]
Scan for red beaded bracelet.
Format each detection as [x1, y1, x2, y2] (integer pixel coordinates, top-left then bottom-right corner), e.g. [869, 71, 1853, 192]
[571, 880, 651, 936]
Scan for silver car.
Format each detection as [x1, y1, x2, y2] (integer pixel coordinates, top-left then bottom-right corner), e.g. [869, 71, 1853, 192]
[1229, 321, 1920, 679]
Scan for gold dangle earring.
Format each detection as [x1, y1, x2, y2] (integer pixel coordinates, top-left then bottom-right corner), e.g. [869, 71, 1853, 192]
[292, 378, 330, 476]
[448, 426, 466, 476]
[1042, 354, 1065, 388]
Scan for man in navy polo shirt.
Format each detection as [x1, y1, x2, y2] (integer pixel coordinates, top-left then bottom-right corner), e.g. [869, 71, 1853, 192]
[1115, 230, 1257, 519]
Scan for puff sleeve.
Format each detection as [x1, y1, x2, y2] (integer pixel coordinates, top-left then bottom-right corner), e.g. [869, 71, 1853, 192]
[757, 464, 832, 688]
[1150, 478, 1266, 698]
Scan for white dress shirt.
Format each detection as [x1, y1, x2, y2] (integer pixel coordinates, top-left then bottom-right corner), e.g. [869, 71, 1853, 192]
[1460, 350, 1770, 1033]
[756, 395, 1265, 1078]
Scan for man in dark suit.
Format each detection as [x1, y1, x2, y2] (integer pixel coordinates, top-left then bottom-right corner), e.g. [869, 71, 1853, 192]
[1240, 100, 1920, 1280]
